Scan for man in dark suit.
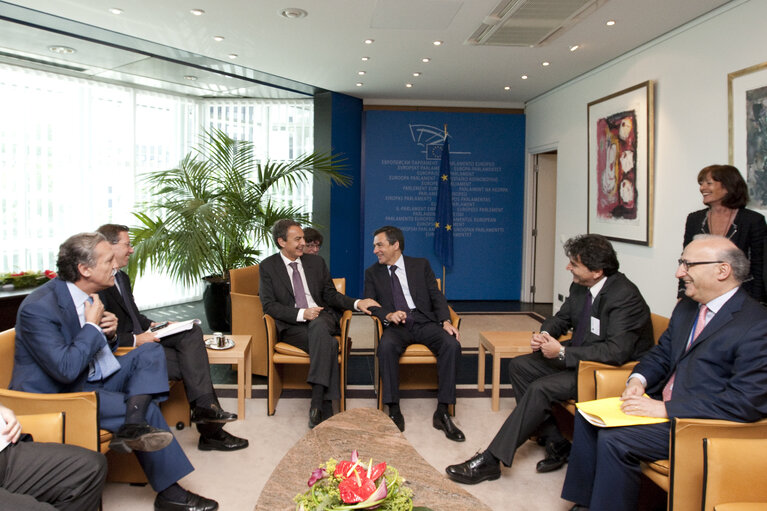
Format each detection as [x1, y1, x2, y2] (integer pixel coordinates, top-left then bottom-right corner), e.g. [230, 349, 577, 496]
[96, 224, 248, 453]
[259, 219, 379, 428]
[0, 403, 107, 510]
[562, 235, 767, 511]
[10, 232, 217, 511]
[446, 234, 653, 484]
[363, 225, 465, 441]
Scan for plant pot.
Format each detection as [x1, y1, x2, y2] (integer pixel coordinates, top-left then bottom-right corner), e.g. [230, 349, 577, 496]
[202, 279, 231, 332]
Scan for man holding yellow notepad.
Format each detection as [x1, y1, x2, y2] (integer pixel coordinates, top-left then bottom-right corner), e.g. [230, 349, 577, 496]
[562, 235, 767, 511]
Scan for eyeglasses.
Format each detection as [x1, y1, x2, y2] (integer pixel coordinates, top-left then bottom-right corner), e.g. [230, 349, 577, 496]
[305, 242, 321, 248]
[677, 259, 723, 271]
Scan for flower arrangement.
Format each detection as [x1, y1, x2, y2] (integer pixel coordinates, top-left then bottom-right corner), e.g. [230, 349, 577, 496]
[1, 270, 57, 290]
[294, 450, 427, 511]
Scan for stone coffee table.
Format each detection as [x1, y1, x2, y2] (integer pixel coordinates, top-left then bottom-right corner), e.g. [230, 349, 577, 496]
[254, 407, 491, 511]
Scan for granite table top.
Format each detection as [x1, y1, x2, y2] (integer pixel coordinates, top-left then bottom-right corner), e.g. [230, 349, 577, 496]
[254, 407, 491, 511]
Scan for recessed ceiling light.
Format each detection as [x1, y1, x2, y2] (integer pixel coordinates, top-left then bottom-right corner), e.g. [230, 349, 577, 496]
[569, 44, 580, 52]
[228, 54, 238, 59]
[406, 83, 413, 88]
[48, 46, 76, 55]
[361, 56, 369, 61]
[358, 71, 366, 75]
[521, 75, 528, 79]
[356, 82, 363, 87]
[422, 57, 431, 63]
[213, 36, 225, 42]
[433, 40, 443, 46]
[184, 75, 198, 81]
[280, 8, 308, 19]
[413, 72, 421, 77]
[108, 7, 123, 15]
[190, 9, 205, 16]
[606, 20, 616, 26]
[542, 61, 550, 67]
[504, 86, 510, 91]
[364, 39, 374, 44]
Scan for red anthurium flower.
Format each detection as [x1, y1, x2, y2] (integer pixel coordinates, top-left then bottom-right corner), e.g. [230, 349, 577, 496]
[368, 462, 387, 481]
[334, 460, 364, 479]
[338, 472, 377, 503]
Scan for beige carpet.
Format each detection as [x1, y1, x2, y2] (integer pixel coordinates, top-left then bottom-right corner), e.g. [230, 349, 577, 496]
[102, 396, 571, 511]
[349, 312, 544, 351]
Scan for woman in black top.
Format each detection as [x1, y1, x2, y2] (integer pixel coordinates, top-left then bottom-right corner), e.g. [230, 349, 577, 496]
[681, 164, 767, 302]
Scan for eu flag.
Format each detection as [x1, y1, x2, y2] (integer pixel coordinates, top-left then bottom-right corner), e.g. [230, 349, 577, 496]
[433, 137, 453, 269]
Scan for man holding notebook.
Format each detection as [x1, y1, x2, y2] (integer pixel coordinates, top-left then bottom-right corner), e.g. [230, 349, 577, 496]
[562, 235, 767, 511]
[96, 224, 248, 453]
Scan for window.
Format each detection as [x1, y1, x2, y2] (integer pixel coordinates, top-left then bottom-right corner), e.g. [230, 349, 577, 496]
[0, 63, 314, 308]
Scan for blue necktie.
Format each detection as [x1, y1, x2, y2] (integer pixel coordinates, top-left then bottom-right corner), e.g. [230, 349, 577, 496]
[85, 297, 121, 382]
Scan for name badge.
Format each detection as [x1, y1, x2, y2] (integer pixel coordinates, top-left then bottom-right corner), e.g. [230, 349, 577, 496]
[590, 317, 600, 336]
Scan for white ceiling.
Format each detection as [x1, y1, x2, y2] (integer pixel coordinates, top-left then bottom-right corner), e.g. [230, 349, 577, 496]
[4, 0, 735, 106]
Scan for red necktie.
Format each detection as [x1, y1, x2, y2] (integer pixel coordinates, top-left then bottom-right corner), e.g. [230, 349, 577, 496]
[662, 305, 708, 401]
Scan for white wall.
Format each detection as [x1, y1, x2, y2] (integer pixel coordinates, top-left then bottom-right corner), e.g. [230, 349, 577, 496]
[525, 0, 766, 316]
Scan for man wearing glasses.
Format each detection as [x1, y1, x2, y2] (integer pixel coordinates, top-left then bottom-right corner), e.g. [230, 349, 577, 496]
[303, 228, 324, 256]
[562, 235, 767, 511]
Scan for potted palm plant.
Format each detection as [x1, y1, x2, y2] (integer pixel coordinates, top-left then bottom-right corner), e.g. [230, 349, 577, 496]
[128, 127, 350, 330]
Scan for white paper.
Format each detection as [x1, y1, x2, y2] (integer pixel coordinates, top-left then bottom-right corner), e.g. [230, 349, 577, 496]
[152, 319, 201, 339]
[0, 414, 9, 452]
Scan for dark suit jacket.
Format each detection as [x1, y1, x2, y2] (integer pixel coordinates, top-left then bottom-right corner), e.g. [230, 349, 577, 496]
[682, 207, 767, 301]
[541, 272, 654, 369]
[10, 278, 114, 393]
[363, 256, 450, 325]
[259, 253, 356, 334]
[99, 270, 152, 347]
[636, 288, 767, 421]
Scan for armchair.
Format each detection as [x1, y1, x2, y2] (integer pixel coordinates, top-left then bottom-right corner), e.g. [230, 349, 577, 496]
[17, 412, 65, 443]
[230, 264, 268, 376]
[263, 278, 351, 415]
[702, 437, 767, 511]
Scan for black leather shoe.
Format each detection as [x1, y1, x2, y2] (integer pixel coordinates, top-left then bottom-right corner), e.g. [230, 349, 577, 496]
[388, 409, 405, 432]
[154, 491, 218, 511]
[198, 430, 249, 451]
[309, 407, 323, 429]
[191, 403, 237, 424]
[432, 409, 465, 442]
[569, 505, 589, 511]
[536, 439, 571, 473]
[109, 423, 173, 453]
[445, 451, 501, 484]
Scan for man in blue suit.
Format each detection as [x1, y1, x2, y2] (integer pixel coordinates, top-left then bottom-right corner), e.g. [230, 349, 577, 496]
[562, 235, 767, 511]
[10, 232, 218, 511]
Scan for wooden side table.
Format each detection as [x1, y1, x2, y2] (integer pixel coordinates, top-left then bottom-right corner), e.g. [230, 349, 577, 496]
[478, 331, 534, 411]
[204, 334, 252, 420]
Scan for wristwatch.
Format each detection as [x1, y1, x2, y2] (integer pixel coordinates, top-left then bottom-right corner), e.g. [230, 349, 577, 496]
[557, 346, 566, 361]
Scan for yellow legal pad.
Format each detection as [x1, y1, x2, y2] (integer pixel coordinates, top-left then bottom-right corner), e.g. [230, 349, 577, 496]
[576, 397, 670, 427]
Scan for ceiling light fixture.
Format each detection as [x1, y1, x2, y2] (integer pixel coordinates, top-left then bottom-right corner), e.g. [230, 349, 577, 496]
[413, 72, 421, 77]
[48, 46, 76, 54]
[364, 39, 374, 44]
[422, 57, 431, 63]
[190, 9, 205, 16]
[504, 86, 510, 90]
[606, 20, 616, 26]
[228, 53, 238, 59]
[405, 83, 413, 88]
[433, 40, 443, 46]
[361, 56, 369, 61]
[358, 71, 366, 75]
[542, 61, 550, 67]
[521, 75, 528, 79]
[184, 75, 198, 81]
[213, 36, 225, 42]
[108, 7, 123, 15]
[280, 8, 307, 19]
[569, 44, 580, 52]
[356, 82, 363, 87]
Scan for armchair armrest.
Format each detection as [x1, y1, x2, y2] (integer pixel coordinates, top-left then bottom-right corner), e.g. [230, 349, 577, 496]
[0, 388, 100, 450]
[17, 412, 65, 443]
[702, 437, 767, 511]
[232, 292, 267, 376]
[576, 360, 637, 402]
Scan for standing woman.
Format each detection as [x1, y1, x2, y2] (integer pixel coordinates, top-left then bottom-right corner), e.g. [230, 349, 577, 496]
[681, 164, 767, 302]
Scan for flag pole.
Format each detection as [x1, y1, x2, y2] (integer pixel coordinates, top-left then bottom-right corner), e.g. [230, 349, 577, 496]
[442, 123, 448, 295]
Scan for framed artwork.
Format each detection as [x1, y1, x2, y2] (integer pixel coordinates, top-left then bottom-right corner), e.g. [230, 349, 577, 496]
[587, 81, 654, 246]
[728, 61, 767, 209]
